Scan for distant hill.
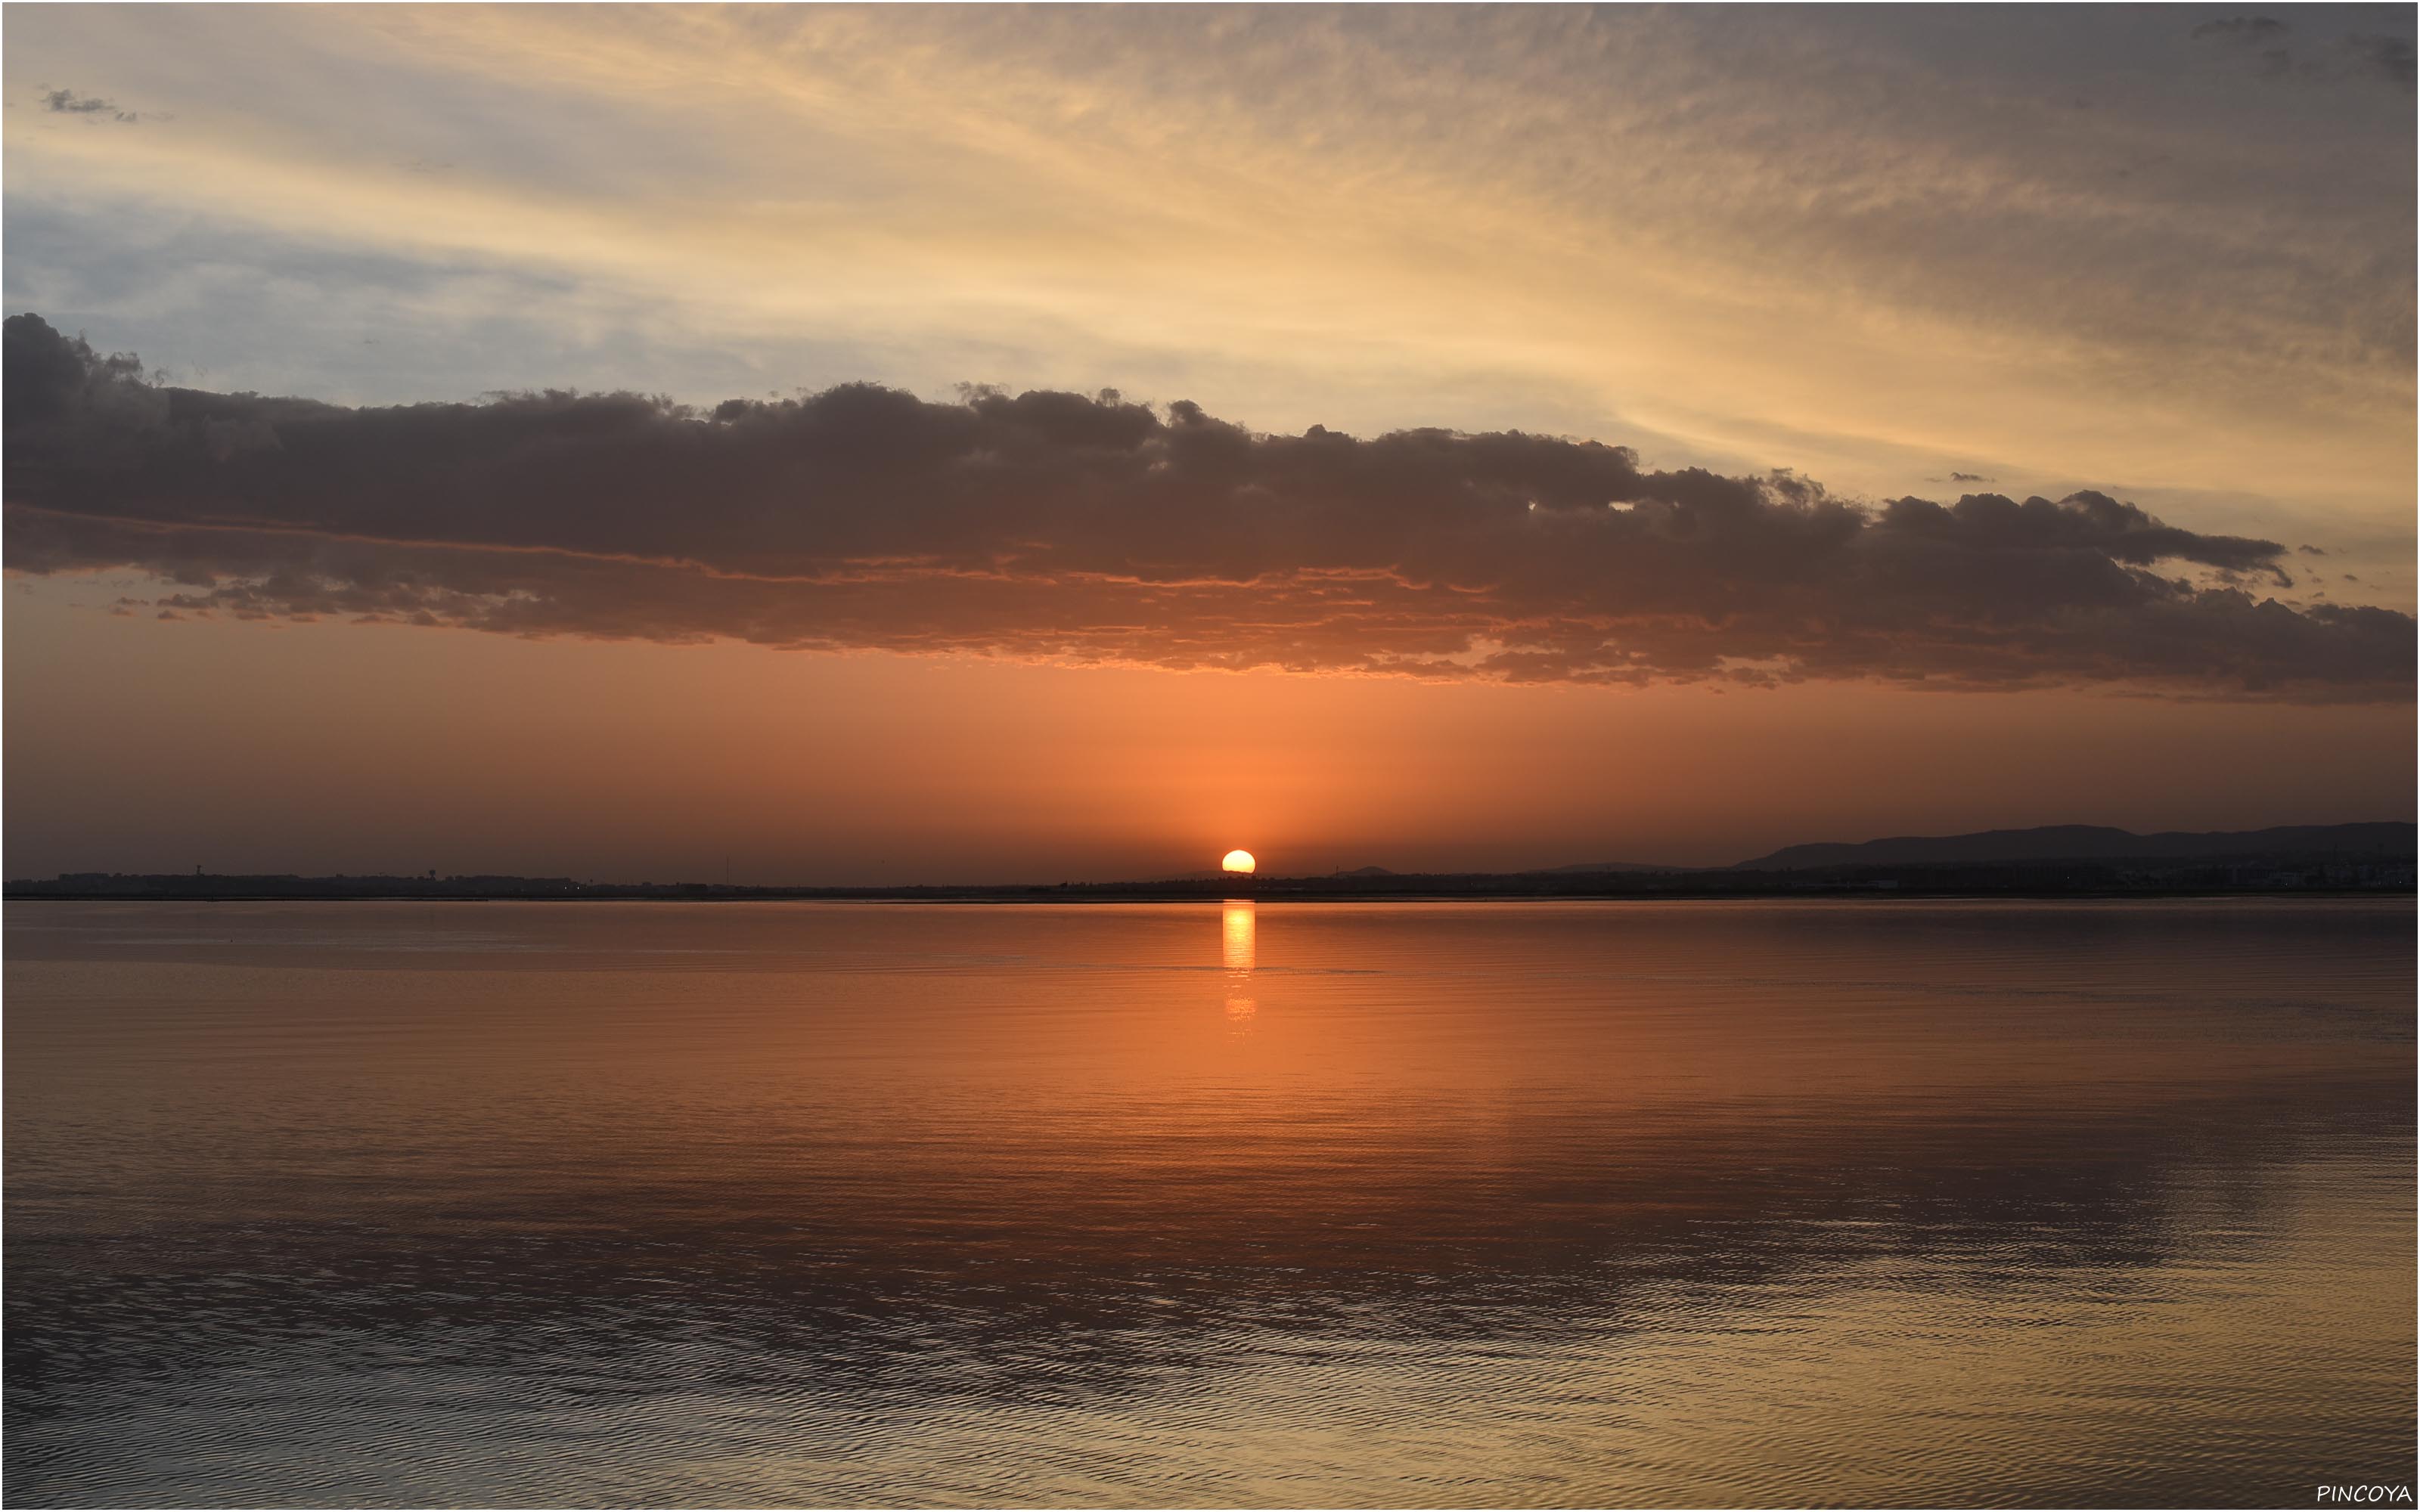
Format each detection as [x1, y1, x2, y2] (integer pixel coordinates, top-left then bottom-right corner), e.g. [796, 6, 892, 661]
[1534, 860, 1693, 875]
[1736, 822, 2415, 871]
[1330, 866, 1396, 878]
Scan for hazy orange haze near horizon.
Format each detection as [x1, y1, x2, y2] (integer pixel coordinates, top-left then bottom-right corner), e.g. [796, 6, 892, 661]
[6, 583, 2410, 885]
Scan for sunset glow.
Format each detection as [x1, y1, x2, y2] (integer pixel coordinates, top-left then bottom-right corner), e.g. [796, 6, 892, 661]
[4, 8, 2412, 1507]
[0, 4, 2408, 882]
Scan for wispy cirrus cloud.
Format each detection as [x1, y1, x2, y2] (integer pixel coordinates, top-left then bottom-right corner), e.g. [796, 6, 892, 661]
[5, 315, 2409, 700]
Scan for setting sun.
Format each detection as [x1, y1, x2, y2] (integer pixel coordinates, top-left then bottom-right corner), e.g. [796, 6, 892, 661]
[1221, 850, 1257, 874]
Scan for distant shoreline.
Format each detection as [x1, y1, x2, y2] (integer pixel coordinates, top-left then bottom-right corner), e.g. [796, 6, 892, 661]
[8, 881, 2411, 905]
[16, 823, 2407, 905]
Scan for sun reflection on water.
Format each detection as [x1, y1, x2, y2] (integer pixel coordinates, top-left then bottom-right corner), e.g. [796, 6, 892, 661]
[1221, 900, 1255, 1020]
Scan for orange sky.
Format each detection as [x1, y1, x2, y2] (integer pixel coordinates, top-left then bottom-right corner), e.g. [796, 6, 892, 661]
[8, 581, 2409, 883]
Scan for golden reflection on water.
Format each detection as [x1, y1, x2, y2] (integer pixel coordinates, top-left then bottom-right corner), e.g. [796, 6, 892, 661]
[1221, 900, 1255, 1020]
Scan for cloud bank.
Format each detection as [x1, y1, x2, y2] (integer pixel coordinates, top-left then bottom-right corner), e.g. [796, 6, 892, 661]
[5, 315, 2409, 699]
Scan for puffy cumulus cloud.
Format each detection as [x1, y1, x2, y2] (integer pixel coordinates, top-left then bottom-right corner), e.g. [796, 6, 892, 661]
[5, 314, 2410, 699]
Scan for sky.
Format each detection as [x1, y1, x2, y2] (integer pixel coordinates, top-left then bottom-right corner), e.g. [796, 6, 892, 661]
[4, 3, 2414, 884]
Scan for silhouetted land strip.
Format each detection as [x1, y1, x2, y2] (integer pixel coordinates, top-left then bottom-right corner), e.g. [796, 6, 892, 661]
[11, 823, 2412, 901]
[1733, 820, 2415, 870]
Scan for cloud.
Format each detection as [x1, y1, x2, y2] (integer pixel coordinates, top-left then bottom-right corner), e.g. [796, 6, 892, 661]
[2189, 16, 2415, 90]
[41, 87, 115, 114]
[2190, 17, 2289, 44]
[4, 314, 2410, 700]
[4, 4, 2409, 537]
[2342, 33, 2418, 88]
[38, 86, 143, 122]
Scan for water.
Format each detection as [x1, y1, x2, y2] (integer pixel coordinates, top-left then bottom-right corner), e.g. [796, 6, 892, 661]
[5, 899, 2412, 1507]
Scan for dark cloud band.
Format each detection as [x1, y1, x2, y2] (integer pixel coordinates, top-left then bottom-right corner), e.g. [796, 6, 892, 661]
[5, 314, 2409, 699]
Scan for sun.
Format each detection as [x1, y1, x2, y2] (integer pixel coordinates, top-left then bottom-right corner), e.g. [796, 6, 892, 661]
[1221, 849, 1257, 874]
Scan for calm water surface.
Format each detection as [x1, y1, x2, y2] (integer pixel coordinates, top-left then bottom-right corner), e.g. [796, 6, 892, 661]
[6, 899, 2413, 1507]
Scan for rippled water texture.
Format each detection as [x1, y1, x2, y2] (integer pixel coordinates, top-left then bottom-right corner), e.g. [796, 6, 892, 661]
[6, 900, 2414, 1507]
